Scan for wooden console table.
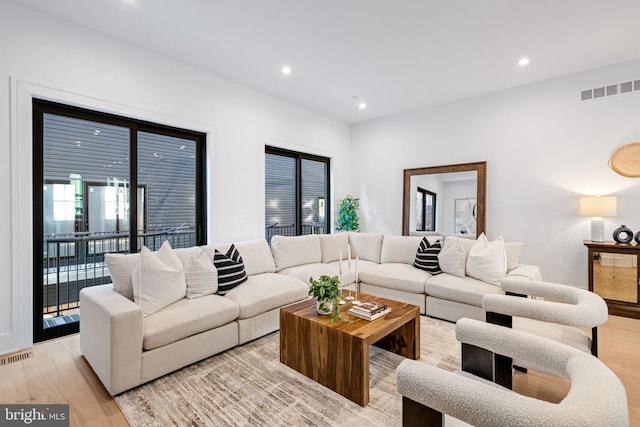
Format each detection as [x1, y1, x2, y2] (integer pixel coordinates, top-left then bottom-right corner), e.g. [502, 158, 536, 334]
[584, 240, 640, 319]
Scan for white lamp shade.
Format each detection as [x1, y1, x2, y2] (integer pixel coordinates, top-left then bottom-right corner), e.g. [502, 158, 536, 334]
[579, 196, 617, 217]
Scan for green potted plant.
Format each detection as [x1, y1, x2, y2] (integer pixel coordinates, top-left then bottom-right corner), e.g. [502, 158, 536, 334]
[309, 275, 342, 322]
[336, 194, 361, 232]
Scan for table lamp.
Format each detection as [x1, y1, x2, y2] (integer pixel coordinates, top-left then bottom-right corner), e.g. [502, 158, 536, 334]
[579, 196, 617, 242]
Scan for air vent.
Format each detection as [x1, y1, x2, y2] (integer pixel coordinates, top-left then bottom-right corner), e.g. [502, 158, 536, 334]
[0, 350, 32, 366]
[581, 79, 640, 101]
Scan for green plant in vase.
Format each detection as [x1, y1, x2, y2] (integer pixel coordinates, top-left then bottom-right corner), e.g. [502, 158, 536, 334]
[336, 195, 361, 232]
[309, 275, 342, 323]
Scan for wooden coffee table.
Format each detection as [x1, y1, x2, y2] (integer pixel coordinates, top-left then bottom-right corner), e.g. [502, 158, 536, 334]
[279, 293, 420, 406]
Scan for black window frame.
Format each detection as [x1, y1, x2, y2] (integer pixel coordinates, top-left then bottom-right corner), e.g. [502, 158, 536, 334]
[32, 99, 207, 342]
[265, 146, 331, 237]
[417, 186, 436, 232]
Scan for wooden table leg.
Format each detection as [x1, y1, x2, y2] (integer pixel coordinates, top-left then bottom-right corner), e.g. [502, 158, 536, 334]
[374, 316, 420, 360]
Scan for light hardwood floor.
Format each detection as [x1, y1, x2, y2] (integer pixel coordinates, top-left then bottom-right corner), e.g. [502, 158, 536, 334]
[1, 315, 638, 427]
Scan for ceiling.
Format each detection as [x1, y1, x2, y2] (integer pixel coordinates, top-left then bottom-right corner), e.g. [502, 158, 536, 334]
[14, 0, 640, 123]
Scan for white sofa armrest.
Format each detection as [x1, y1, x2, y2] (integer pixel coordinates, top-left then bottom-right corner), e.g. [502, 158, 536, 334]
[506, 264, 542, 281]
[80, 284, 143, 395]
[483, 278, 608, 328]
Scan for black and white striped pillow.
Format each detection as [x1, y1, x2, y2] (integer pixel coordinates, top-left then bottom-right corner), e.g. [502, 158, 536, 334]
[414, 237, 442, 274]
[213, 244, 248, 295]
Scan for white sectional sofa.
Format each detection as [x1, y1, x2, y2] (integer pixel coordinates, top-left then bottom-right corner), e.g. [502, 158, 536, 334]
[80, 232, 540, 396]
[80, 238, 308, 396]
[272, 232, 540, 321]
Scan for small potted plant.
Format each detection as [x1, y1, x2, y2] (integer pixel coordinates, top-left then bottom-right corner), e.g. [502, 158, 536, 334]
[309, 275, 342, 322]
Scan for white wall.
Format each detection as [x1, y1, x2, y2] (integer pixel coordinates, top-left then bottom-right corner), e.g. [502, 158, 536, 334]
[0, 2, 351, 355]
[409, 174, 443, 231]
[352, 58, 640, 288]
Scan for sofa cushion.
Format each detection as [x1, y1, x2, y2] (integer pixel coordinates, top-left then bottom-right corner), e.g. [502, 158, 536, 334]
[505, 241, 524, 272]
[328, 259, 378, 284]
[271, 235, 322, 270]
[438, 238, 467, 277]
[214, 244, 248, 295]
[132, 241, 187, 316]
[466, 233, 507, 286]
[105, 252, 140, 300]
[185, 250, 218, 299]
[381, 235, 425, 264]
[348, 232, 383, 263]
[319, 233, 350, 263]
[425, 273, 503, 307]
[278, 263, 340, 286]
[234, 239, 277, 275]
[358, 263, 431, 293]
[224, 273, 308, 319]
[142, 294, 239, 351]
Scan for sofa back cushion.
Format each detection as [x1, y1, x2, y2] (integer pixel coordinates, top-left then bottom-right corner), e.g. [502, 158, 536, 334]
[319, 233, 350, 263]
[234, 239, 276, 276]
[271, 234, 322, 271]
[381, 235, 435, 264]
[202, 239, 275, 276]
[348, 232, 383, 263]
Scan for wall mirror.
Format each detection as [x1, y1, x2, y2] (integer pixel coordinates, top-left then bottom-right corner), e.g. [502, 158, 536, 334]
[402, 162, 486, 237]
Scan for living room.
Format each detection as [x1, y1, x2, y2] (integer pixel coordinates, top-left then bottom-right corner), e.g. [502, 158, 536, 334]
[1, 0, 640, 426]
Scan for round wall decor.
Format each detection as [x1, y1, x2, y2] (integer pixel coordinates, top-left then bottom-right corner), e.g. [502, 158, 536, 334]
[635, 231, 640, 245]
[613, 225, 633, 243]
[609, 142, 640, 177]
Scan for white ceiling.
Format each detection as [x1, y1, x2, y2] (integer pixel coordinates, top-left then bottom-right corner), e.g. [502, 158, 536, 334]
[14, 0, 640, 123]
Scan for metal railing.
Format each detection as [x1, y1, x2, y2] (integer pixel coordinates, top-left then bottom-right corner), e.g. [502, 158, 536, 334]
[265, 222, 326, 244]
[42, 227, 196, 324]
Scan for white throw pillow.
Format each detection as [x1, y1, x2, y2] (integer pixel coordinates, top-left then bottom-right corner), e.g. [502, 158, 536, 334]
[466, 233, 507, 286]
[437, 238, 466, 278]
[185, 249, 218, 299]
[132, 241, 187, 316]
[105, 252, 141, 300]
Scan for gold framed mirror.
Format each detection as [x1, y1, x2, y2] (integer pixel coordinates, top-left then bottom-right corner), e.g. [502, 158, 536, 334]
[402, 161, 486, 237]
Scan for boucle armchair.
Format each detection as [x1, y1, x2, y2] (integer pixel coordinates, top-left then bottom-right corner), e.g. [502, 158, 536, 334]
[481, 277, 608, 387]
[396, 318, 628, 427]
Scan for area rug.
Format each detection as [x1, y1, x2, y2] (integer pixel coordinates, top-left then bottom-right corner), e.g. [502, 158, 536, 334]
[115, 316, 459, 426]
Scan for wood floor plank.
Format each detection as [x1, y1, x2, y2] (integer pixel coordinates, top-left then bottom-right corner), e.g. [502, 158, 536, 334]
[0, 314, 637, 426]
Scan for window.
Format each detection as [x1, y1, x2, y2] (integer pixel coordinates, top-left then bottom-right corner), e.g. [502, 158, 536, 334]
[33, 99, 207, 341]
[265, 147, 330, 243]
[416, 187, 436, 232]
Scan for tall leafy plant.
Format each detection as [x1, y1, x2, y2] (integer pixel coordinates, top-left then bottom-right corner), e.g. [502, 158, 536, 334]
[336, 195, 361, 232]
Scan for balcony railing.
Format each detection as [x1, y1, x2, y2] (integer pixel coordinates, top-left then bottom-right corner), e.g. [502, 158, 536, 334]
[265, 222, 326, 244]
[42, 227, 195, 325]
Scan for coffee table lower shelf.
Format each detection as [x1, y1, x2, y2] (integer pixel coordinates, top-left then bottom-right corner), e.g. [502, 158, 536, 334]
[279, 294, 420, 406]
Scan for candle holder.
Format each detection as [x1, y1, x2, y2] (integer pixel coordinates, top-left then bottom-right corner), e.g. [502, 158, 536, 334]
[337, 275, 346, 305]
[351, 281, 361, 306]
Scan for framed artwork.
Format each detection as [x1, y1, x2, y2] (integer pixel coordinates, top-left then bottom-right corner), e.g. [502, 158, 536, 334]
[454, 198, 477, 235]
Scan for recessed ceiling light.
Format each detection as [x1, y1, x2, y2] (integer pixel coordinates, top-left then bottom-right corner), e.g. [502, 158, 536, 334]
[518, 57, 530, 66]
[358, 102, 367, 110]
[281, 65, 292, 75]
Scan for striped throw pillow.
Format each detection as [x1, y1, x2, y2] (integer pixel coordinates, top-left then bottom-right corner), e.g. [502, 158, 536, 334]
[414, 237, 442, 274]
[213, 244, 248, 295]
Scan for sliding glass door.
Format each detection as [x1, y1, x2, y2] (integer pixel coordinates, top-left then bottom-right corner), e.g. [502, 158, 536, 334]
[33, 100, 206, 341]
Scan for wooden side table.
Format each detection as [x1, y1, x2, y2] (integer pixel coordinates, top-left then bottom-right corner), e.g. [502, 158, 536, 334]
[584, 240, 640, 319]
